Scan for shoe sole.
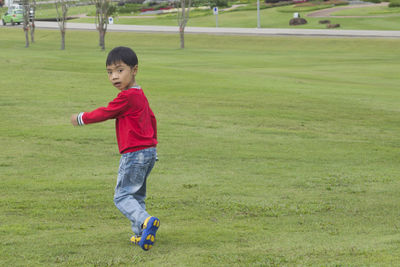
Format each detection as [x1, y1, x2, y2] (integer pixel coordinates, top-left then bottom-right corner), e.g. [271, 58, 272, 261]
[139, 217, 160, 251]
[130, 235, 140, 245]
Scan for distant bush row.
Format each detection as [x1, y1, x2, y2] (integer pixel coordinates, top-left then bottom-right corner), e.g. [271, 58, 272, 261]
[265, 0, 346, 4]
[361, 0, 400, 6]
[116, 0, 230, 12]
[389, 0, 400, 7]
[265, 0, 400, 7]
[112, 0, 400, 14]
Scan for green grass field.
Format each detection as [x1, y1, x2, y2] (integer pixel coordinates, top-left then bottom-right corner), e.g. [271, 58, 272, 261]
[332, 5, 400, 16]
[71, 5, 400, 30]
[2, 2, 400, 30]
[1, 28, 400, 266]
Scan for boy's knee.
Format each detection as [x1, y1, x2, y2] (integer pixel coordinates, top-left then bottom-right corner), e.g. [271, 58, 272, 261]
[114, 194, 121, 206]
[114, 192, 129, 207]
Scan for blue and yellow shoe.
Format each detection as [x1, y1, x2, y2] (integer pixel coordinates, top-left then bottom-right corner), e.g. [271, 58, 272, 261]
[130, 235, 141, 246]
[139, 216, 160, 251]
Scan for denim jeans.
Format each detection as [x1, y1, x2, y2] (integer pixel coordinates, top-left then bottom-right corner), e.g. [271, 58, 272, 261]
[114, 147, 157, 236]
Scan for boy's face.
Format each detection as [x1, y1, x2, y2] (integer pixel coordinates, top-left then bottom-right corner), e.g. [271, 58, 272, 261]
[106, 61, 138, 91]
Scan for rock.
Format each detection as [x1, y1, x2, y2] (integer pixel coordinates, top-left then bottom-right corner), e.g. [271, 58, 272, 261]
[289, 18, 307, 26]
[327, 24, 340, 28]
[319, 20, 331, 24]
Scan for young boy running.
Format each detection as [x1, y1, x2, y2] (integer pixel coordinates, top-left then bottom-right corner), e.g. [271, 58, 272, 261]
[70, 46, 160, 251]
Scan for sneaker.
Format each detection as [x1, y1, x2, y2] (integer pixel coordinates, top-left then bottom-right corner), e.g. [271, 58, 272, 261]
[138, 216, 160, 251]
[130, 235, 141, 245]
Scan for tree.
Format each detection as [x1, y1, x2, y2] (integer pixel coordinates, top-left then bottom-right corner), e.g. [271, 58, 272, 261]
[30, 0, 36, 43]
[94, 0, 114, 51]
[177, 0, 191, 49]
[55, 0, 68, 50]
[21, 0, 30, 48]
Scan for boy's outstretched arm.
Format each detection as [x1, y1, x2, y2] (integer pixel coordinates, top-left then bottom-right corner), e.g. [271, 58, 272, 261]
[70, 93, 128, 127]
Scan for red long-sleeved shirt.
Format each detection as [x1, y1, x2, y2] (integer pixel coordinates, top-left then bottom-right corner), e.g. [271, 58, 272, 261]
[77, 87, 157, 154]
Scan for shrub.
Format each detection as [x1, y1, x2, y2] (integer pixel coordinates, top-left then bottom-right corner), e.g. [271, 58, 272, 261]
[265, 0, 289, 3]
[122, 0, 145, 3]
[265, 1, 294, 7]
[191, 0, 205, 7]
[116, 3, 142, 13]
[389, 0, 400, 7]
[209, 0, 230, 7]
[324, 0, 348, 5]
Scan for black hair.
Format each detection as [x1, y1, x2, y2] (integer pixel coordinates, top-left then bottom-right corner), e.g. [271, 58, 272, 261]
[106, 46, 138, 67]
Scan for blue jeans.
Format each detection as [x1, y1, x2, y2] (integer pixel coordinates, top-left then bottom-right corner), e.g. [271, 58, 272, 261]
[114, 147, 157, 236]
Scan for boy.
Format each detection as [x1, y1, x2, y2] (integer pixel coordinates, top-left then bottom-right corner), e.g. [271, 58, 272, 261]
[70, 46, 160, 251]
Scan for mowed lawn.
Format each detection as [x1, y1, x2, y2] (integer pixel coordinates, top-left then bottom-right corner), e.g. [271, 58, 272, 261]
[69, 4, 400, 30]
[1, 28, 400, 266]
[3, 2, 400, 30]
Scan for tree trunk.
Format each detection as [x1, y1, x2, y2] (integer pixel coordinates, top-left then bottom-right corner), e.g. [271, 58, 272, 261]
[30, 22, 35, 43]
[99, 29, 105, 51]
[56, 0, 68, 50]
[177, 0, 190, 49]
[61, 30, 65, 50]
[95, 0, 111, 50]
[22, 0, 29, 48]
[31, 0, 36, 43]
[179, 27, 184, 49]
[24, 26, 30, 48]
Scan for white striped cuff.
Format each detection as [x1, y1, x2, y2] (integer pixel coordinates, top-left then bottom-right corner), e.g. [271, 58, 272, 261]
[77, 112, 85, 126]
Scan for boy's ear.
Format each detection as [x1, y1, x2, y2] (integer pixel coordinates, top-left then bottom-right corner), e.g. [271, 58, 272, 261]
[132, 65, 138, 75]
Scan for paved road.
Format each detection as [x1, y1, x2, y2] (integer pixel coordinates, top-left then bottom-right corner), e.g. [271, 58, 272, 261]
[32, 21, 400, 38]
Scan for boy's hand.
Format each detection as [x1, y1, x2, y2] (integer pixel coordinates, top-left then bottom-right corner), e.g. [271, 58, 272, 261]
[70, 114, 79, 126]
